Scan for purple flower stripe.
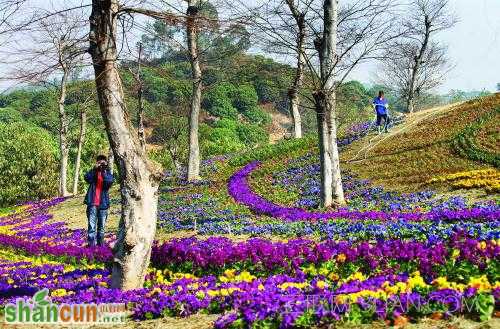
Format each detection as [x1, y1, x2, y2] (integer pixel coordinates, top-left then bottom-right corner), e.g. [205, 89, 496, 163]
[228, 161, 500, 222]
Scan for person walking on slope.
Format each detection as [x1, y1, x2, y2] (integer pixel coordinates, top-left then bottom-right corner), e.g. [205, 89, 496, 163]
[84, 155, 114, 247]
[372, 90, 390, 133]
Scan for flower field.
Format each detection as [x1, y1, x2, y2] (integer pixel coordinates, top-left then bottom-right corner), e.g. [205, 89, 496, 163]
[1, 99, 499, 328]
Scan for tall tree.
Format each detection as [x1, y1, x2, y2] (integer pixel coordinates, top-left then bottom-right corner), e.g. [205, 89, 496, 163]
[89, 0, 162, 290]
[242, 0, 315, 138]
[379, 0, 455, 113]
[186, 0, 203, 181]
[313, 0, 342, 206]
[306, 0, 399, 207]
[8, 12, 87, 196]
[285, 0, 307, 138]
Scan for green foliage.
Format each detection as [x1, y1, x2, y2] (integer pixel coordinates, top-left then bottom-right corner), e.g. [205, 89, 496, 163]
[0, 122, 58, 206]
[203, 83, 238, 120]
[228, 135, 316, 167]
[201, 121, 245, 156]
[0, 107, 23, 123]
[236, 123, 268, 147]
[149, 116, 189, 172]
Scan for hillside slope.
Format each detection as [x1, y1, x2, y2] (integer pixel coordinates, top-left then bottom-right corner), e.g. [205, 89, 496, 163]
[341, 93, 500, 195]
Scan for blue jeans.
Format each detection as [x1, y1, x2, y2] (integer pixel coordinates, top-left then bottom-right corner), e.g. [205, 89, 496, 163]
[86, 206, 108, 246]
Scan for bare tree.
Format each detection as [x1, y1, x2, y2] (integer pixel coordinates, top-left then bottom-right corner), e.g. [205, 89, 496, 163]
[71, 87, 96, 195]
[7, 11, 87, 197]
[72, 103, 87, 195]
[186, 0, 202, 181]
[379, 0, 455, 113]
[284, 0, 308, 138]
[307, 0, 401, 207]
[89, 0, 163, 290]
[239, 0, 315, 138]
[0, 0, 26, 35]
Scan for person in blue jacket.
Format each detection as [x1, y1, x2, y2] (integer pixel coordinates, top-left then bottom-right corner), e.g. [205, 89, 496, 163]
[84, 155, 114, 247]
[372, 90, 390, 133]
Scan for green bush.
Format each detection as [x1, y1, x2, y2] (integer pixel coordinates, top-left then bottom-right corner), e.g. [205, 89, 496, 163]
[201, 122, 245, 156]
[0, 122, 58, 206]
[0, 107, 23, 123]
[236, 123, 268, 147]
[203, 83, 238, 119]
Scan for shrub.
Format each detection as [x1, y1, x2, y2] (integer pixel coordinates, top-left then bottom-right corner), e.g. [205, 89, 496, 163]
[236, 123, 268, 147]
[0, 107, 23, 123]
[201, 123, 245, 156]
[203, 82, 238, 119]
[0, 122, 58, 206]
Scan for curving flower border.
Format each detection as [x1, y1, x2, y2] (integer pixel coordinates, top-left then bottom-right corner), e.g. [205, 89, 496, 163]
[227, 161, 500, 222]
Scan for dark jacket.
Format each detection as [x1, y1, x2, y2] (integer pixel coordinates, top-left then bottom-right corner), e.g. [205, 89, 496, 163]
[84, 169, 114, 209]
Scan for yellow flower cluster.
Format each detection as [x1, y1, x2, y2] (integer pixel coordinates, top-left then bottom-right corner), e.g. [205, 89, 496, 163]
[428, 169, 500, 193]
[301, 264, 339, 281]
[51, 288, 73, 297]
[278, 281, 310, 290]
[206, 287, 241, 297]
[336, 272, 429, 304]
[219, 269, 256, 283]
[432, 275, 496, 293]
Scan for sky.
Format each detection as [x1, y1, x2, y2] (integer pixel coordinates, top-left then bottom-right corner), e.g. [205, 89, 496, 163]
[1, 0, 499, 94]
[349, 0, 500, 93]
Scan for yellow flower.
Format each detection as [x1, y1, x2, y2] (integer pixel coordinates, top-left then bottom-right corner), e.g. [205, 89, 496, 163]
[336, 253, 346, 263]
[51, 288, 67, 297]
[258, 284, 265, 291]
[468, 276, 491, 292]
[223, 269, 236, 279]
[278, 282, 310, 290]
[328, 272, 339, 281]
[98, 281, 108, 287]
[316, 280, 327, 289]
[7, 279, 14, 285]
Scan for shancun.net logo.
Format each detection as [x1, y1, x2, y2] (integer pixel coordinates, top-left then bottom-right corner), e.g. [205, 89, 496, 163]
[4, 289, 126, 324]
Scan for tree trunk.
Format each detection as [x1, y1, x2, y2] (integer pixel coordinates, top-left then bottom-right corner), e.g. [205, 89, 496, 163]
[72, 108, 87, 195]
[186, 0, 202, 181]
[407, 15, 431, 113]
[407, 95, 415, 114]
[314, 0, 346, 207]
[58, 70, 70, 197]
[314, 93, 333, 207]
[328, 93, 345, 205]
[286, 2, 306, 139]
[89, 0, 162, 290]
[108, 146, 114, 175]
[136, 43, 146, 152]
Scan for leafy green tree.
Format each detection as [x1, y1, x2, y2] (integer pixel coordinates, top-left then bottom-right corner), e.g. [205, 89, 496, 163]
[0, 122, 58, 206]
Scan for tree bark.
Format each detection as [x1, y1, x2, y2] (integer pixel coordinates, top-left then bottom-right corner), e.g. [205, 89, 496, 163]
[135, 43, 146, 152]
[108, 146, 114, 175]
[314, 0, 345, 207]
[186, 0, 202, 181]
[58, 69, 70, 197]
[72, 107, 87, 195]
[314, 93, 333, 207]
[89, 0, 162, 290]
[286, 1, 306, 139]
[407, 15, 431, 113]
